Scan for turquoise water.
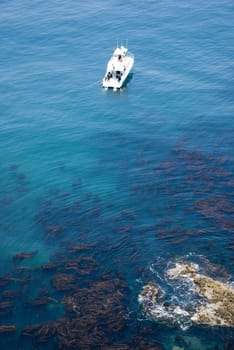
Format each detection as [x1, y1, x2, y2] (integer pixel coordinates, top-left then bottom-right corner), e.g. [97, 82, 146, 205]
[0, 0, 234, 349]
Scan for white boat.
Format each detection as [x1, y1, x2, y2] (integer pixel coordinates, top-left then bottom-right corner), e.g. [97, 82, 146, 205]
[102, 44, 134, 90]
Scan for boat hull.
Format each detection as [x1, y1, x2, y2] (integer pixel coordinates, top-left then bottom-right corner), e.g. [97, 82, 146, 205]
[102, 47, 134, 89]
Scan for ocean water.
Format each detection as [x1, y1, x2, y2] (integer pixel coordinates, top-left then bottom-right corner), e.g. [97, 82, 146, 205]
[0, 0, 233, 349]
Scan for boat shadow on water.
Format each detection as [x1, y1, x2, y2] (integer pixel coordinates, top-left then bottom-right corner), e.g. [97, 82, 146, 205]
[122, 72, 134, 88]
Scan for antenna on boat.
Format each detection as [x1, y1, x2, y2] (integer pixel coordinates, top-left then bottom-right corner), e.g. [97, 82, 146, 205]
[126, 39, 128, 48]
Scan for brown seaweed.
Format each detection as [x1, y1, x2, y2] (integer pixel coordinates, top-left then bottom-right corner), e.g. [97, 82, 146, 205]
[0, 324, 16, 333]
[13, 250, 38, 261]
[2, 290, 21, 300]
[41, 263, 58, 271]
[51, 273, 76, 291]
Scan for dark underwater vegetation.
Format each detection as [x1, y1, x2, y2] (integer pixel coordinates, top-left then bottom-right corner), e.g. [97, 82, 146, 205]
[0, 129, 233, 349]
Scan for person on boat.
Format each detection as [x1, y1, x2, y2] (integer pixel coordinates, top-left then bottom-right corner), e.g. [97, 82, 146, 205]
[118, 55, 123, 62]
[116, 70, 122, 82]
[105, 72, 112, 81]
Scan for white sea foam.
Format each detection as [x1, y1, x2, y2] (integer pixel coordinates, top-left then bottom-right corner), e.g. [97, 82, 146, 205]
[139, 255, 234, 330]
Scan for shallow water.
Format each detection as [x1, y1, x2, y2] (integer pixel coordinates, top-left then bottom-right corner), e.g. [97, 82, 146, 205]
[0, 0, 234, 349]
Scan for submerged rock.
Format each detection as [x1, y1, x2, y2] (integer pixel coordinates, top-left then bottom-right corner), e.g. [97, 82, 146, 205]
[138, 283, 191, 329]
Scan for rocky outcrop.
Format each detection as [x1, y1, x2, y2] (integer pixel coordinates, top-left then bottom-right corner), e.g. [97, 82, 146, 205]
[139, 263, 234, 328]
[167, 263, 234, 327]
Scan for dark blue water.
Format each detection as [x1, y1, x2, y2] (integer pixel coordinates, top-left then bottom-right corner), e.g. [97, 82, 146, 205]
[0, 0, 233, 349]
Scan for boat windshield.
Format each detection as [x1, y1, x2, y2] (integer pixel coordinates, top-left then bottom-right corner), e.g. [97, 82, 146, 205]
[113, 47, 128, 57]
